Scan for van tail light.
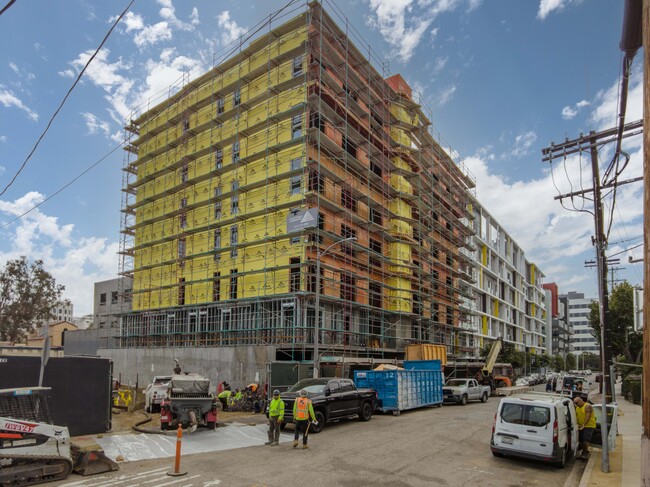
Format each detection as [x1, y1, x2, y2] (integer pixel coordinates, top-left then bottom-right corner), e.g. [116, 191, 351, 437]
[553, 419, 558, 442]
[492, 412, 497, 434]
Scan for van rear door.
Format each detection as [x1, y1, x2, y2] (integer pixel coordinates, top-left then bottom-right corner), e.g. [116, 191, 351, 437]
[520, 404, 553, 456]
[494, 402, 524, 451]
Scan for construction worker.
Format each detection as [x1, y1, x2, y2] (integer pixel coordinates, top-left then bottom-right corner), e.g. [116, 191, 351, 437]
[574, 397, 596, 459]
[265, 389, 284, 446]
[293, 389, 317, 449]
[218, 389, 232, 411]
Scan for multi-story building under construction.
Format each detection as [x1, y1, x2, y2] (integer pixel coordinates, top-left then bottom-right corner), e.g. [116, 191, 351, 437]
[119, 1, 477, 363]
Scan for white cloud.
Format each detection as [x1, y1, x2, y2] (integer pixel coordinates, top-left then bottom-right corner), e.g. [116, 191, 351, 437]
[511, 130, 537, 157]
[459, 69, 643, 291]
[366, 0, 474, 63]
[0, 135, 7, 143]
[81, 112, 111, 137]
[561, 105, 577, 120]
[537, 0, 576, 20]
[58, 69, 75, 78]
[121, 11, 144, 32]
[590, 70, 642, 130]
[217, 11, 247, 45]
[70, 49, 130, 91]
[158, 0, 195, 31]
[0, 192, 120, 315]
[437, 84, 457, 106]
[433, 55, 448, 74]
[134, 22, 172, 48]
[561, 99, 590, 120]
[9, 62, 19, 74]
[190, 7, 199, 26]
[0, 86, 39, 121]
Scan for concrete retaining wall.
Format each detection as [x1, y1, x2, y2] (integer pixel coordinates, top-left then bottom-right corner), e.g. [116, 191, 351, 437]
[98, 346, 276, 389]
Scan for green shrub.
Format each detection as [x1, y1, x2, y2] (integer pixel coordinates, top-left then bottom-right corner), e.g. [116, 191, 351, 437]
[622, 375, 642, 405]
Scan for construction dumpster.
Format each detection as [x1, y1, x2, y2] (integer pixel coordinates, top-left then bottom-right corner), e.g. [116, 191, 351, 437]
[354, 364, 443, 415]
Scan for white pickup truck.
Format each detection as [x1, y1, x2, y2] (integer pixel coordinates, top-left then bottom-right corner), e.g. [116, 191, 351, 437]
[443, 378, 491, 405]
[144, 375, 172, 413]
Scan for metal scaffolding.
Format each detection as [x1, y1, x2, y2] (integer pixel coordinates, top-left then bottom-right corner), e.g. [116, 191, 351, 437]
[117, 1, 477, 360]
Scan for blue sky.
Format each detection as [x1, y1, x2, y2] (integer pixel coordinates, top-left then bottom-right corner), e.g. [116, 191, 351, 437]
[0, 0, 643, 315]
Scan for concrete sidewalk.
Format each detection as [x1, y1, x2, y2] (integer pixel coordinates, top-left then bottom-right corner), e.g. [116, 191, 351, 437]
[579, 392, 642, 487]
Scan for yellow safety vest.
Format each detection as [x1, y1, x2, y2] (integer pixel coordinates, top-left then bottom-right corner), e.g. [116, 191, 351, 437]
[269, 398, 285, 418]
[576, 403, 596, 429]
[295, 397, 310, 420]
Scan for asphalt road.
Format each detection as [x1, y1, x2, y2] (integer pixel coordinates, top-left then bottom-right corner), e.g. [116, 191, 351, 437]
[54, 385, 586, 487]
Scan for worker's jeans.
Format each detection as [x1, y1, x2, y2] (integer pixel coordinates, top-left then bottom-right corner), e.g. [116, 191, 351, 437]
[268, 416, 281, 443]
[294, 419, 309, 444]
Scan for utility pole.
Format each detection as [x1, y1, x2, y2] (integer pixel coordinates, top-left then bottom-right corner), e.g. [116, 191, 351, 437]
[589, 131, 611, 472]
[642, 0, 650, 483]
[542, 122, 643, 472]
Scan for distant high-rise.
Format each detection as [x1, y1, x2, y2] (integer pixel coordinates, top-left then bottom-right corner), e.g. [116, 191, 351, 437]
[559, 291, 599, 356]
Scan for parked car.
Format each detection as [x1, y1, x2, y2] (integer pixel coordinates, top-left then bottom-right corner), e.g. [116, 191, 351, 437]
[144, 375, 172, 413]
[491, 393, 579, 468]
[442, 379, 491, 405]
[280, 378, 376, 433]
[515, 377, 531, 387]
[561, 375, 590, 401]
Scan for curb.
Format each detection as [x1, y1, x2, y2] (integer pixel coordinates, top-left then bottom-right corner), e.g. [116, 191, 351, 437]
[577, 452, 597, 487]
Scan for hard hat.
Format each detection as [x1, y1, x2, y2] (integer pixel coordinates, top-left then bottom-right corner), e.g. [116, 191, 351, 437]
[300, 389, 308, 397]
[273, 389, 280, 396]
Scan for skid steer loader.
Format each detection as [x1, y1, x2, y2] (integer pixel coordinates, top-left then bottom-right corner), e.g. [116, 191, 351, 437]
[0, 387, 118, 487]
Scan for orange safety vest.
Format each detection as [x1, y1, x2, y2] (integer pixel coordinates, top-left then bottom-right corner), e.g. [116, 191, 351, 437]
[295, 397, 310, 420]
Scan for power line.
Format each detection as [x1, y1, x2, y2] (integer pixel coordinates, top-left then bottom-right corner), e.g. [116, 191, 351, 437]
[0, 0, 135, 198]
[0, 142, 125, 230]
[0, 0, 16, 17]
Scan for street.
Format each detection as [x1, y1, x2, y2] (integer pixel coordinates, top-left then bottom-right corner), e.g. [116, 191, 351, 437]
[53, 389, 585, 487]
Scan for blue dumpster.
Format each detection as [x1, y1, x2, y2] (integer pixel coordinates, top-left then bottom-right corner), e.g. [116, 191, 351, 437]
[354, 360, 443, 414]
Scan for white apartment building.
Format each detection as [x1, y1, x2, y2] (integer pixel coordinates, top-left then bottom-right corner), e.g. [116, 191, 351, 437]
[463, 198, 547, 356]
[560, 291, 599, 355]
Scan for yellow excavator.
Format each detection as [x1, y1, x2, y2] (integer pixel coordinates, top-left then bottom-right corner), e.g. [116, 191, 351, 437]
[0, 387, 118, 487]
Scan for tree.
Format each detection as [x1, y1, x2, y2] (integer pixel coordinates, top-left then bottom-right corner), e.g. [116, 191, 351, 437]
[479, 341, 525, 369]
[551, 355, 565, 372]
[588, 281, 641, 363]
[565, 353, 576, 370]
[0, 257, 64, 342]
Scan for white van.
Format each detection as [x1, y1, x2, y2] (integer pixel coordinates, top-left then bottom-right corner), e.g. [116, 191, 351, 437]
[491, 393, 578, 468]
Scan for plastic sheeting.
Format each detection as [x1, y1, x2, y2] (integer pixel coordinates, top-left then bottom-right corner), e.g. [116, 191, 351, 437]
[96, 423, 292, 462]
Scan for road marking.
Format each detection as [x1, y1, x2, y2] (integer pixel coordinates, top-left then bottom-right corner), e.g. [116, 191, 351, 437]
[70, 467, 168, 487]
[155, 474, 201, 487]
[202, 481, 221, 486]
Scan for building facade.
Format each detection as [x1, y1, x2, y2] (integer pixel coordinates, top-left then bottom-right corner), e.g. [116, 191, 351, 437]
[118, 2, 477, 361]
[93, 277, 133, 332]
[465, 198, 547, 356]
[543, 282, 571, 358]
[559, 291, 599, 355]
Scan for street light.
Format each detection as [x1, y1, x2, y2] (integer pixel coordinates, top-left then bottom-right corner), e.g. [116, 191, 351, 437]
[313, 236, 357, 378]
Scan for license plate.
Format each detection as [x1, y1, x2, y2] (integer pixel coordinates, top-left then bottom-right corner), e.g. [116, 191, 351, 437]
[501, 437, 514, 445]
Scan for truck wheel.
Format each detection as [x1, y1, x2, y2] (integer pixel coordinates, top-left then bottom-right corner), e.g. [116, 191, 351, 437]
[359, 402, 373, 422]
[145, 405, 151, 414]
[460, 395, 468, 406]
[481, 392, 488, 403]
[492, 450, 504, 458]
[207, 421, 216, 430]
[311, 411, 325, 433]
[280, 422, 287, 431]
[161, 422, 169, 431]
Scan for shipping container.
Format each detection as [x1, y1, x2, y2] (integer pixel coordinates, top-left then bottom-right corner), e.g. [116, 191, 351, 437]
[404, 344, 447, 365]
[354, 361, 443, 414]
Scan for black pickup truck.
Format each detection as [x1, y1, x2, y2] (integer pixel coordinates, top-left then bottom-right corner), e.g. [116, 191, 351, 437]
[280, 378, 376, 433]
